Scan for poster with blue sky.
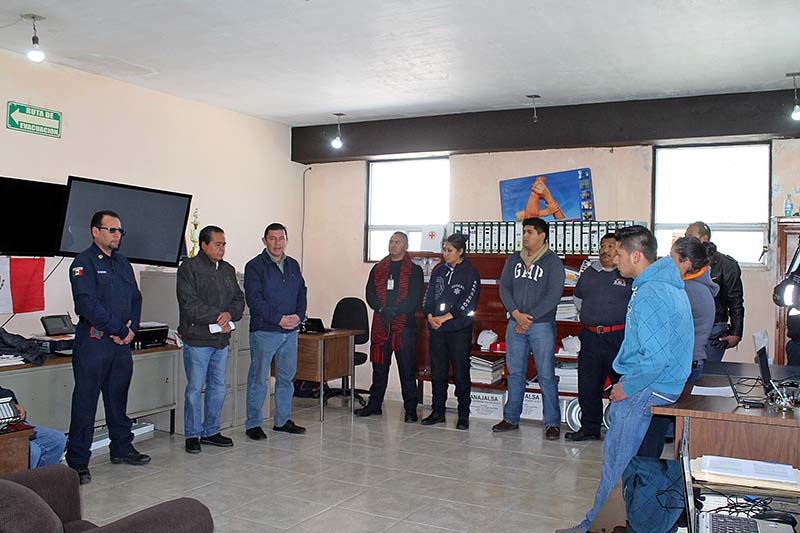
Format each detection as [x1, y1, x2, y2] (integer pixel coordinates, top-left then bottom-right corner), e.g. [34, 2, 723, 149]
[499, 168, 595, 222]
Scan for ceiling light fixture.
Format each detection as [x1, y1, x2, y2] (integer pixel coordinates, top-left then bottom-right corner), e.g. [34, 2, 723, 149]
[788, 72, 800, 121]
[331, 113, 345, 149]
[21, 14, 46, 63]
[526, 94, 541, 123]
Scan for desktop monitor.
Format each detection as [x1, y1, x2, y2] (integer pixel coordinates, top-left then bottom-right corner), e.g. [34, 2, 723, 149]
[58, 176, 191, 267]
[0, 176, 66, 256]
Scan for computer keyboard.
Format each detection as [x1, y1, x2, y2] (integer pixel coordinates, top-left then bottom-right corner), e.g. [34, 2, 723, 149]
[710, 513, 759, 533]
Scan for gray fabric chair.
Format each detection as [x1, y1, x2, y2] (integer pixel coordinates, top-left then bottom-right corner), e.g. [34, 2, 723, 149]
[0, 464, 213, 533]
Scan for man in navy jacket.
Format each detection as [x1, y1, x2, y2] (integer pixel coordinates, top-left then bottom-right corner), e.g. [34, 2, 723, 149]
[244, 223, 308, 439]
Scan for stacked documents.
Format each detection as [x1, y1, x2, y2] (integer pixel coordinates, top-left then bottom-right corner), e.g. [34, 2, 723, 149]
[555, 361, 579, 393]
[556, 297, 578, 321]
[470, 355, 505, 384]
[0, 354, 25, 367]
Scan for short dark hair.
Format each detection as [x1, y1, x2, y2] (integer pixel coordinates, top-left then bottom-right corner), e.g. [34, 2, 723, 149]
[90, 210, 120, 229]
[689, 221, 711, 240]
[672, 236, 708, 273]
[264, 223, 287, 238]
[445, 233, 467, 254]
[522, 217, 549, 241]
[392, 231, 408, 245]
[615, 225, 657, 263]
[199, 225, 224, 246]
[600, 232, 617, 242]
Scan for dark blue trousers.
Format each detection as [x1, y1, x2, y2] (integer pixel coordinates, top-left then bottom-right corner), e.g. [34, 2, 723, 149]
[66, 331, 134, 466]
[577, 328, 623, 435]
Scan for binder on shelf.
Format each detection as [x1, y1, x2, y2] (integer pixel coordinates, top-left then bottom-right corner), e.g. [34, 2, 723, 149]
[580, 222, 591, 254]
[499, 222, 508, 254]
[468, 222, 478, 253]
[514, 221, 522, 251]
[548, 223, 557, 251]
[555, 223, 565, 254]
[564, 222, 574, 255]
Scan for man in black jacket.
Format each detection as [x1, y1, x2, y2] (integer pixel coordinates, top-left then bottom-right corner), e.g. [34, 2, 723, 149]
[357, 232, 423, 422]
[177, 225, 245, 454]
[686, 221, 744, 362]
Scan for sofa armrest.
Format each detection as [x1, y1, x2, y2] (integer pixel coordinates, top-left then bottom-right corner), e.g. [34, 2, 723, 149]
[3, 464, 81, 524]
[95, 497, 212, 533]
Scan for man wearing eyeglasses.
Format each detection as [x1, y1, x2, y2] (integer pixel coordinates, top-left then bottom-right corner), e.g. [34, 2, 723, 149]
[66, 210, 149, 485]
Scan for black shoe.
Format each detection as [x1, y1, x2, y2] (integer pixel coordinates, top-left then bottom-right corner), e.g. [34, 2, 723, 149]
[421, 413, 446, 426]
[456, 418, 469, 430]
[185, 437, 201, 454]
[200, 433, 233, 447]
[354, 405, 383, 417]
[404, 410, 418, 423]
[245, 426, 268, 440]
[70, 464, 91, 485]
[273, 420, 306, 434]
[110, 449, 151, 466]
[545, 426, 561, 441]
[492, 420, 519, 433]
[564, 429, 601, 442]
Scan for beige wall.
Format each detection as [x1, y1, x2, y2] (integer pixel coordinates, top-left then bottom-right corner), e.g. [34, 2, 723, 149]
[0, 50, 304, 336]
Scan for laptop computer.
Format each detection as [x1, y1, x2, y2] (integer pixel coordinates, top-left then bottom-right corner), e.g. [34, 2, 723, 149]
[301, 317, 329, 334]
[754, 346, 775, 395]
[727, 373, 766, 409]
[680, 432, 793, 532]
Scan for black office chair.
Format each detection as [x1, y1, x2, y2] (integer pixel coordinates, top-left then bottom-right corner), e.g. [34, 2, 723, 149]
[324, 297, 370, 406]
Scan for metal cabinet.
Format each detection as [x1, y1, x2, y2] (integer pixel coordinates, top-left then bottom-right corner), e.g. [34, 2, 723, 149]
[138, 269, 267, 434]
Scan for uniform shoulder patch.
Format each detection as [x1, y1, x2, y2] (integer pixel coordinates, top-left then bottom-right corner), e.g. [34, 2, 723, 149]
[72, 266, 84, 277]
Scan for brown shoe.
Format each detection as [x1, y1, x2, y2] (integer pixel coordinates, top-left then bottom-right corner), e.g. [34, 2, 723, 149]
[491, 420, 519, 433]
[545, 426, 560, 440]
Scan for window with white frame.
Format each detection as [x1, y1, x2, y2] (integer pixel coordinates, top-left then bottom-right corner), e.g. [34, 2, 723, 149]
[366, 158, 450, 261]
[653, 143, 770, 266]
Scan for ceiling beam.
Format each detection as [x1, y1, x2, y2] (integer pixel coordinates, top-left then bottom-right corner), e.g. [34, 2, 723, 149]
[291, 90, 800, 164]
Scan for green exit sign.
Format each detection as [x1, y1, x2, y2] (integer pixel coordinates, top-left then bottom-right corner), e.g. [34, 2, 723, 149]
[6, 101, 62, 138]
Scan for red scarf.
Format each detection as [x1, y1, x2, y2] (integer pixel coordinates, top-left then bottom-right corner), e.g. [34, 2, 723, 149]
[370, 253, 412, 363]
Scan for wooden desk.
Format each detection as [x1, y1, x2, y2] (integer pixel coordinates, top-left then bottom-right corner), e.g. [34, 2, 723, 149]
[0, 426, 34, 476]
[652, 375, 800, 467]
[296, 330, 362, 421]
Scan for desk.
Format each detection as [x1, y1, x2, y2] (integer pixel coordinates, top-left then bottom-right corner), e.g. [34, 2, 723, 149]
[296, 330, 362, 421]
[652, 375, 800, 467]
[0, 426, 34, 476]
[0, 346, 178, 433]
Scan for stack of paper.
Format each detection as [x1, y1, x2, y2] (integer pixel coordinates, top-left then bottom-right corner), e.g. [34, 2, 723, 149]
[470, 355, 505, 384]
[555, 361, 579, 393]
[556, 297, 578, 321]
[0, 354, 25, 367]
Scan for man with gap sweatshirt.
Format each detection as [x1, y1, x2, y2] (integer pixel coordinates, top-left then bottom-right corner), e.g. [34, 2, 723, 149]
[494, 217, 565, 440]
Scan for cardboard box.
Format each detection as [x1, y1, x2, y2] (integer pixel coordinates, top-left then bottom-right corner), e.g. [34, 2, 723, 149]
[521, 392, 570, 421]
[468, 389, 506, 419]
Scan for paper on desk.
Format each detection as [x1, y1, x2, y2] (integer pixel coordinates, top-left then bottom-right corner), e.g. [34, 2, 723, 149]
[208, 322, 236, 334]
[691, 385, 734, 397]
[701, 455, 799, 484]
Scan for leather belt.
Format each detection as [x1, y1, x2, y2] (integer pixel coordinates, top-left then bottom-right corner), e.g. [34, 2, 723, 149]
[586, 324, 625, 334]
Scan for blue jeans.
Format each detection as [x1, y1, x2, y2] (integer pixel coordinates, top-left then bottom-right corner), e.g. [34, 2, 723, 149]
[29, 424, 67, 469]
[503, 321, 560, 426]
[246, 330, 298, 428]
[579, 386, 679, 531]
[183, 344, 229, 438]
[704, 322, 729, 362]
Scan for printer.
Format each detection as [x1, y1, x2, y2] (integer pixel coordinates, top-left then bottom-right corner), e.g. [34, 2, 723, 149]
[132, 322, 170, 350]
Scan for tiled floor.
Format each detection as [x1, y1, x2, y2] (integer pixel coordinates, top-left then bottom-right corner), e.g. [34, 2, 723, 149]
[80, 400, 605, 532]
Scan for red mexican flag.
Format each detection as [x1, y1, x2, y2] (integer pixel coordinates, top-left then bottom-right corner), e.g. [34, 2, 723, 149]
[0, 258, 45, 314]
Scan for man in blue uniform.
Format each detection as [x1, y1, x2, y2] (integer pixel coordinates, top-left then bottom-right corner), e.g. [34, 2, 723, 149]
[66, 210, 150, 485]
[565, 233, 632, 441]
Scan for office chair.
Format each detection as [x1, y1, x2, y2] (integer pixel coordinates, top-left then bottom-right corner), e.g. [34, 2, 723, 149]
[325, 297, 370, 407]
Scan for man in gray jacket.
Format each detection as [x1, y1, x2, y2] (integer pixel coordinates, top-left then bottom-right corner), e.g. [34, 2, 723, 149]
[494, 217, 566, 439]
[177, 225, 245, 454]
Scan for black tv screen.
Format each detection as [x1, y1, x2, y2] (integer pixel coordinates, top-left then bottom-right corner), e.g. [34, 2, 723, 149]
[58, 176, 192, 267]
[0, 176, 66, 256]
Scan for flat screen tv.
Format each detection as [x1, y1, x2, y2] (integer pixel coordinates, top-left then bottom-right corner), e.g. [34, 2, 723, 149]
[58, 176, 192, 267]
[0, 176, 66, 256]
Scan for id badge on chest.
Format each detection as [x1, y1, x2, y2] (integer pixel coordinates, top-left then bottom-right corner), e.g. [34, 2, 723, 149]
[387, 277, 395, 291]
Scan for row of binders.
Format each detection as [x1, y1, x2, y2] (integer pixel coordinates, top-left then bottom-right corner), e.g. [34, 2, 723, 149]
[447, 220, 645, 256]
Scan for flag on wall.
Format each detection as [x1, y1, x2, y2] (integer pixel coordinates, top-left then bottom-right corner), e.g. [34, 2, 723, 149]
[0, 258, 46, 314]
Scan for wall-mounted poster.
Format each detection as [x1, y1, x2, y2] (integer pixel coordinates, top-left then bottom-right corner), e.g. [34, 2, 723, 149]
[499, 168, 595, 222]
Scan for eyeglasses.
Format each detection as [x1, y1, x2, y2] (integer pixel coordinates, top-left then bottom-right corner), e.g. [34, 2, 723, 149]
[96, 226, 126, 236]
